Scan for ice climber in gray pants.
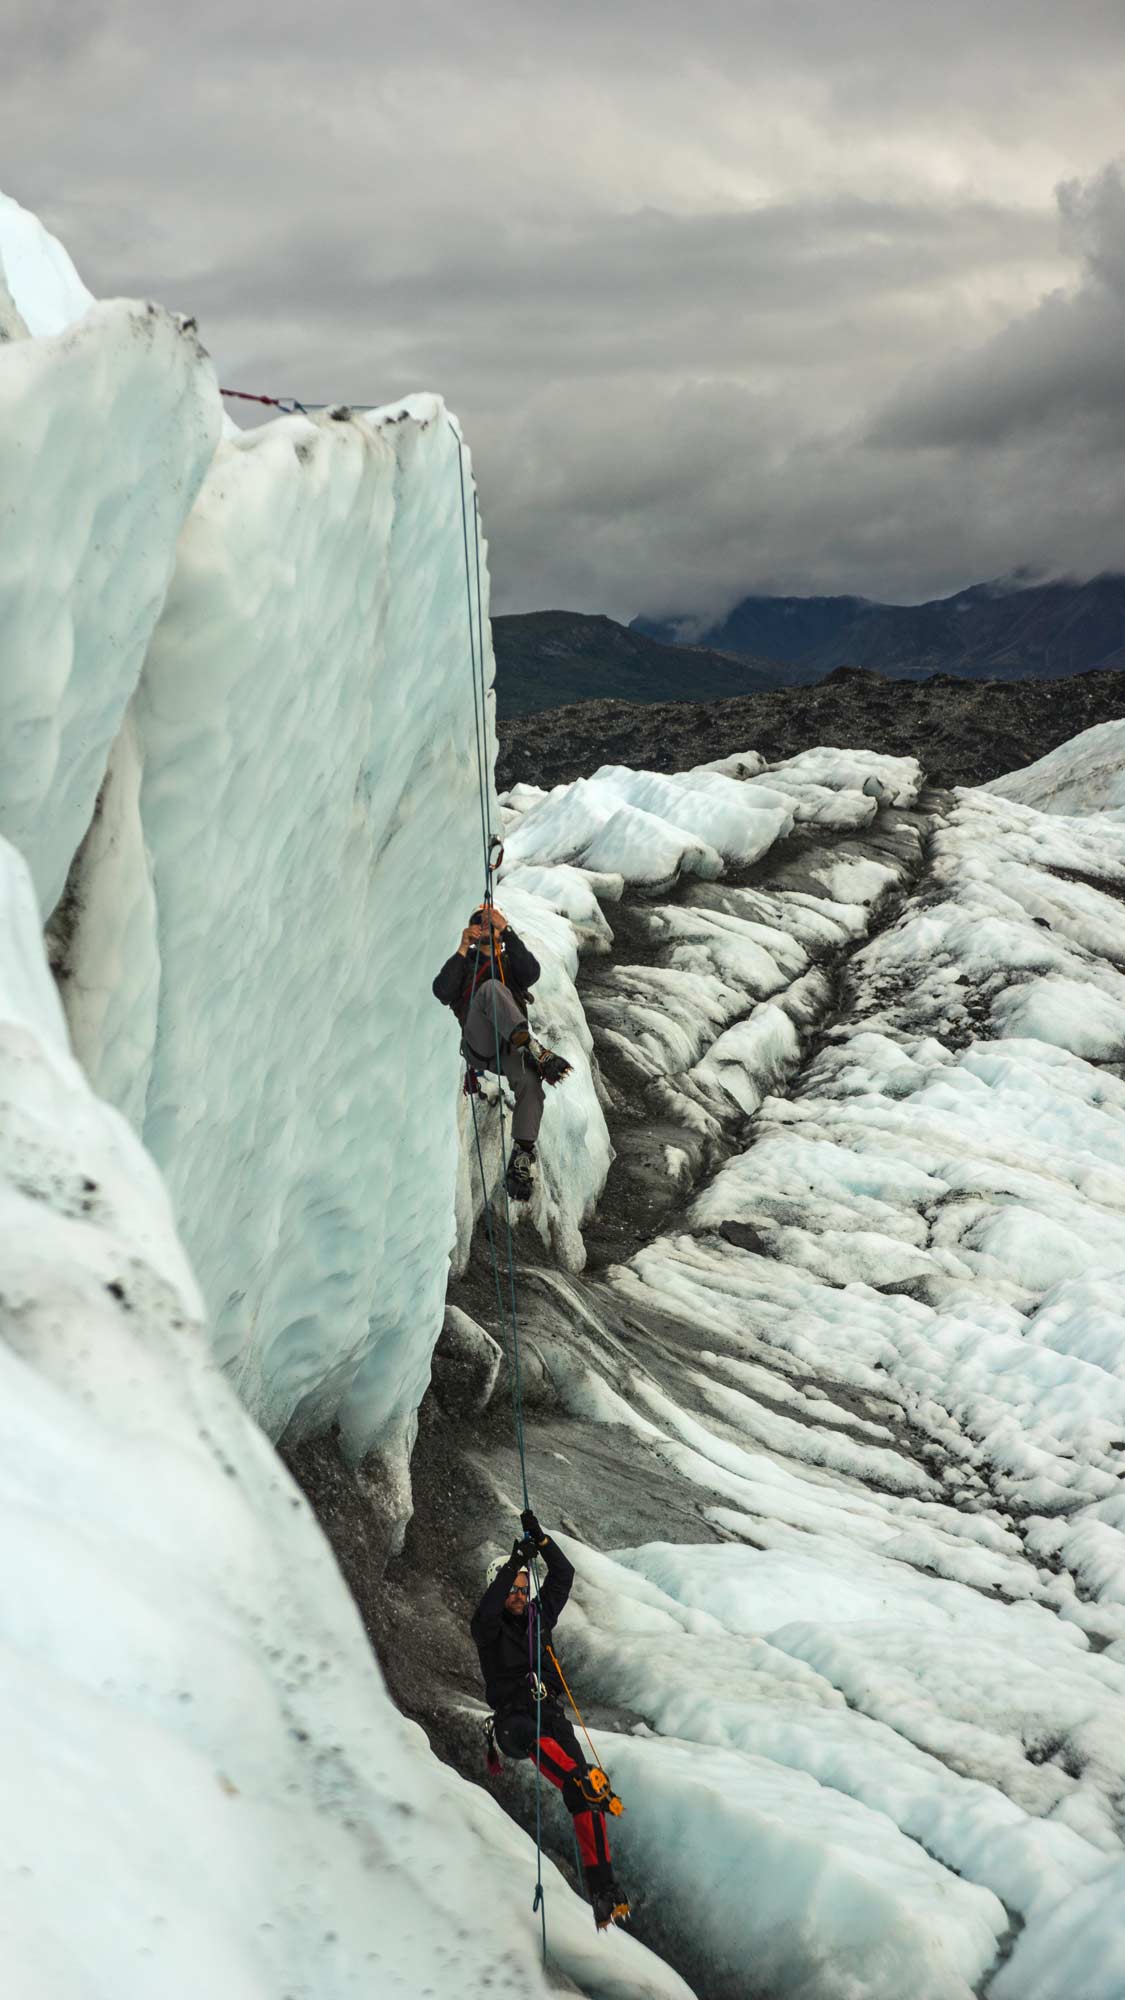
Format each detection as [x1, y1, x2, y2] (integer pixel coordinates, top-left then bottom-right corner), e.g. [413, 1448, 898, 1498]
[432, 904, 571, 1200]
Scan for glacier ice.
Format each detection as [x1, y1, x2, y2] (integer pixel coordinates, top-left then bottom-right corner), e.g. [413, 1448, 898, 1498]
[0, 295, 219, 915]
[0, 190, 95, 336]
[0, 185, 702, 2000]
[0, 191, 524, 1483]
[433, 740, 1125, 1997]
[81, 396, 491, 1465]
[12, 175, 1125, 2000]
[0, 832, 695, 2000]
[986, 717, 1125, 818]
[0, 192, 504, 1473]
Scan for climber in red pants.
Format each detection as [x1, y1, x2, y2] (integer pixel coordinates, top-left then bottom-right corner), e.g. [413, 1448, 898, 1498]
[471, 1511, 630, 1929]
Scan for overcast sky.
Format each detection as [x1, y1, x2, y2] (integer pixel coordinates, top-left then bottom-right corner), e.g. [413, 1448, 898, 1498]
[6, 0, 1125, 623]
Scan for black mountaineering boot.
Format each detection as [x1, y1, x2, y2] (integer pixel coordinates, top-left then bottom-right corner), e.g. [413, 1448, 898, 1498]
[509, 1025, 572, 1088]
[533, 1042, 572, 1087]
[591, 1882, 631, 1931]
[505, 1145, 535, 1202]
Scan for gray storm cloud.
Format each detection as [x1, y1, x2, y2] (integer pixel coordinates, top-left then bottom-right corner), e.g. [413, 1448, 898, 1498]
[4, 0, 1125, 618]
[871, 164, 1125, 450]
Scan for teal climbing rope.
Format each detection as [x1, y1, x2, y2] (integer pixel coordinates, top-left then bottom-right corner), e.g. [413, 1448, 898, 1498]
[452, 426, 548, 1962]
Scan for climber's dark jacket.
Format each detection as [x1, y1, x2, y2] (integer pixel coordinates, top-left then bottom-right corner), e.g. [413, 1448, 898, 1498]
[470, 1539, 575, 1717]
[431, 928, 541, 1026]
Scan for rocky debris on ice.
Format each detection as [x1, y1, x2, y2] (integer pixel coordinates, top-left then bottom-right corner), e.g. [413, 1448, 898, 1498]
[497, 667, 1125, 799]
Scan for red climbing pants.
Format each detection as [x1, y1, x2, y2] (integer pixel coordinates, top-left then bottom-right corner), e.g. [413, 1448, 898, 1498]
[529, 1714, 613, 1883]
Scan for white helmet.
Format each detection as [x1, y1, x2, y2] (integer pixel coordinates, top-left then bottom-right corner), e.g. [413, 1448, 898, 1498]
[486, 1551, 538, 1589]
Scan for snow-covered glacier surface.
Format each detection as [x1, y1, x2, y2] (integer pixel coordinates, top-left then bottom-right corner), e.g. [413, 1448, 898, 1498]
[417, 734, 1125, 2000]
[0, 834, 693, 2000]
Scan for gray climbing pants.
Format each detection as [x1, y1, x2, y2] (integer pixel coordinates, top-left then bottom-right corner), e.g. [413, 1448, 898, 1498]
[462, 980, 545, 1146]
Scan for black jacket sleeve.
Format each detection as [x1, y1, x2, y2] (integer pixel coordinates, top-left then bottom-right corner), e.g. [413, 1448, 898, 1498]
[504, 928, 541, 991]
[536, 1537, 575, 1632]
[433, 951, 468, 1007]
[469, 1551, 523, 1647]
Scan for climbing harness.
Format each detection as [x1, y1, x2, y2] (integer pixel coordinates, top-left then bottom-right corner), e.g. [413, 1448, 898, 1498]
[573, 1767, 625, 1817]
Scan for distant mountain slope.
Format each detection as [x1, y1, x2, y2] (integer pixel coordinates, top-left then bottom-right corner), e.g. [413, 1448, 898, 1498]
[492, 609, 781, 718]
[635, 575, 1125, 683]
[497, 665, 1125, 795]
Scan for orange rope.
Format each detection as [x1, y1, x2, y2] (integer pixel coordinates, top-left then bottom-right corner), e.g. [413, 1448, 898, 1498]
[481, 896, 507, 985]
[546, 1642, 600, 1766]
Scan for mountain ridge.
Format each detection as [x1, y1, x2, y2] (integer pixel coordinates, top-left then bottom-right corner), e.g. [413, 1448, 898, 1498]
[492, 608, 783, 717]
[633, 572, 1125, 683]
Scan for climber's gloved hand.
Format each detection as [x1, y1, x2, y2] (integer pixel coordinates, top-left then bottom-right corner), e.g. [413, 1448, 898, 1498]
[513, 1533, 539, 1564]
[520, 1509, 547, 1546]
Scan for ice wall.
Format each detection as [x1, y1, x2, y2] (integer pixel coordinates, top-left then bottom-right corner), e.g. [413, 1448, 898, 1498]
[76, 397, 487, 1466]
[0, 191, 497, 1480]
[0, 833, 692, 2000]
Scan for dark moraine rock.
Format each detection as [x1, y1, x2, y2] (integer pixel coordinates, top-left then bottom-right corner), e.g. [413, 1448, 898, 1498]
[496, 666, 1125, 793]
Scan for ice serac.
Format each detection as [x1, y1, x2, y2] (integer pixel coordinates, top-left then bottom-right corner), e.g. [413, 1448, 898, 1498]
[0, 190, 95, 336]
[0, 834, 693, 2000]
[70, 399, 488, 1474]
[0, 194, 219, 914]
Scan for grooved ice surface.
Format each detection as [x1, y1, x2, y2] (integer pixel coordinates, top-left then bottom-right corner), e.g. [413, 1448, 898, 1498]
[0, 836, 693, 2000]
[507, 761, 1125, 1999]
[75, 400, 488, 1463]
[0, 295, 219, 914]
